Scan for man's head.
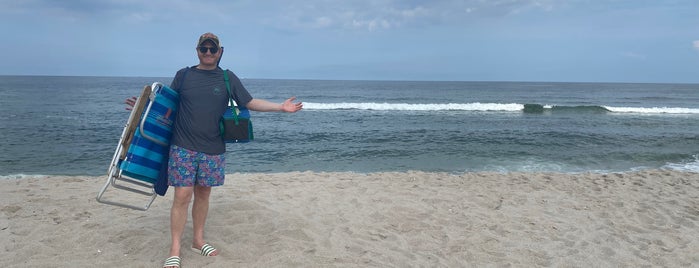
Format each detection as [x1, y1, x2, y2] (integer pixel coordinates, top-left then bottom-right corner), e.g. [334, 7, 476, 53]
[196, 32, 223, 69]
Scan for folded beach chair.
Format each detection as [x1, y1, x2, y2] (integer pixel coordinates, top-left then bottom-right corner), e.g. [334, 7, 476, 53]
[97, 82, 178, 211]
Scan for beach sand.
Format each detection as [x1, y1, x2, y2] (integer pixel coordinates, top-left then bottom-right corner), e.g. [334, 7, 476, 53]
[1, 170, 698, 267]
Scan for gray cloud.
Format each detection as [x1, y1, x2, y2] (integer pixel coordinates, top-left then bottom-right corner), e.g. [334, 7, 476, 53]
[260, 0, 562, 31]
[0, 0, 238, 23]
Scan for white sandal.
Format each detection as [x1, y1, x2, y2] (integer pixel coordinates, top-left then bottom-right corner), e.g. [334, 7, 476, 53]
[192, 243, 217, 256]
[163, 256, 181, 268]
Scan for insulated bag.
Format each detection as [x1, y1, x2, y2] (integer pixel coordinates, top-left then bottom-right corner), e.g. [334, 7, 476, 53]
[220, 70, 253, 143]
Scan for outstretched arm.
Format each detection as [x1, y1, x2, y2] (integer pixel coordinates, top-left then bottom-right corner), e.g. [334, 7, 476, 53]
[246, 97, 303, 113]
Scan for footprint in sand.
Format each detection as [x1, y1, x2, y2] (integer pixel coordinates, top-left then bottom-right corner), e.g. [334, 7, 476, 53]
[1, 205, 22, 214]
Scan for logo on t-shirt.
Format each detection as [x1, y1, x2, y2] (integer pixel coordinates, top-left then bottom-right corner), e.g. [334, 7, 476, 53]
[213, 87, 224, 96]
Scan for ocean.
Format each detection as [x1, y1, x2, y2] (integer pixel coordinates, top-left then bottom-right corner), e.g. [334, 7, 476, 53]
[1, 75, 698, 178]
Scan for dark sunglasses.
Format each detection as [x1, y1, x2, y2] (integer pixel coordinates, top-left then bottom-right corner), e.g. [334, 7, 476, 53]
[197, 46, 219, 54]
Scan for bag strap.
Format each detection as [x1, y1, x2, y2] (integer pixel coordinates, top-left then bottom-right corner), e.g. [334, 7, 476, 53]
[223, 70, 240, 124]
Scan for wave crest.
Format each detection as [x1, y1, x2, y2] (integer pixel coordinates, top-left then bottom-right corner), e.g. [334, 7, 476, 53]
[304, 102, 699, 114]
[303, 102, 523, 111]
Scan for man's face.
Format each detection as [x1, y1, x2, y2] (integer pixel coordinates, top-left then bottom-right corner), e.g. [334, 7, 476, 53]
[197, 40, 221, 66]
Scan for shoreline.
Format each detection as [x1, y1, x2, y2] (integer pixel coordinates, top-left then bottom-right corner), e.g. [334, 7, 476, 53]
[1, 166, 698, 179]
[1, 170, 698, 267]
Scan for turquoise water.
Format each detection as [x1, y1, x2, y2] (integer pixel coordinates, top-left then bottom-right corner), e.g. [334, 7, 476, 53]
[1, 76, 698, 177]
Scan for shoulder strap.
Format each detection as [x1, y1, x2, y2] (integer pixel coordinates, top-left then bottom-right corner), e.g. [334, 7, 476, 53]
[223, 69, 235, 107]
[223, 69, 240, 122]
[223, 70, 241, 108]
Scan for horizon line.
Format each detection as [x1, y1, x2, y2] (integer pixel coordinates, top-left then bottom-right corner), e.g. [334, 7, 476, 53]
[0, 74, 697, 85]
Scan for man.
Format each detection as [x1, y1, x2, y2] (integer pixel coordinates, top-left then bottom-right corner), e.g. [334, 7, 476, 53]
[129, 32, 302, 268]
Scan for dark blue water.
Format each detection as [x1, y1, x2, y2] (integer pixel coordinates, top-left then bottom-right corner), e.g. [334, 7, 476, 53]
[1, 75, 698, 177]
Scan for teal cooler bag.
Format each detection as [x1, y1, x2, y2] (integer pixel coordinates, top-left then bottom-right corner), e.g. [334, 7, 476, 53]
[220, 70, 253, 143]
[220, 105, 253, 143]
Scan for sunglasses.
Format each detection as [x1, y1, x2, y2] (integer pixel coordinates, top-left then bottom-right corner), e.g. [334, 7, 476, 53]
[197, 46, 219, 54]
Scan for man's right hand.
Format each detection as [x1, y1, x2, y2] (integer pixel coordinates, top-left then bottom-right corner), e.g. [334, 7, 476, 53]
[125, 96, 137, 110]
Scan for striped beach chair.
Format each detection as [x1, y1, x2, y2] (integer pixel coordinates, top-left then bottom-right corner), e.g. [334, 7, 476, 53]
[97, 82, 178, 210]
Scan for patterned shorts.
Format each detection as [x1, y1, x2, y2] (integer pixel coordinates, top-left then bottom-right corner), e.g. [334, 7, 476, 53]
[168, 145, 225, 187]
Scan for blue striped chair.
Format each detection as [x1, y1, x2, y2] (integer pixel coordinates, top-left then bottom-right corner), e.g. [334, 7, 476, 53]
[97, 82, 178, 211]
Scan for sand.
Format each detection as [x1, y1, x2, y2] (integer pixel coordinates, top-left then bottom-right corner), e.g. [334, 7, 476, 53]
[1, 170, 698, 267]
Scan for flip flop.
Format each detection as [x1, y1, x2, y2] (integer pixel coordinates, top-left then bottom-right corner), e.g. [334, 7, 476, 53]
[163, 256, 181, 268]
[192, 243, 217, 256]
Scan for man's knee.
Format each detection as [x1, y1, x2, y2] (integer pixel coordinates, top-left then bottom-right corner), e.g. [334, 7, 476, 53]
[173, 187, 194, 205]
[193, 185, 212, 200]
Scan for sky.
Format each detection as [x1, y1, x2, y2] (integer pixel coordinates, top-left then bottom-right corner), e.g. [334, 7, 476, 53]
[1, 0, 698, 83]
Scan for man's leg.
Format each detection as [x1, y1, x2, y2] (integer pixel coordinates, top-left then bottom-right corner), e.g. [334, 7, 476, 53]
[191, 185, 218, 255]
[189, 150, 224, 256]
[169, 186, 193, 258]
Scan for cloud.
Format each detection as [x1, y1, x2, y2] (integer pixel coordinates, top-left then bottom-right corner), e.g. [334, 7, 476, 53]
[260, 0, 559, 32]
[622, 51, 646, 60]
[0, 0, 237, 24]
[265, 3, 433, 32]
[459, 0, 556, 16]
[0, 0, 561, 31]
[344, 6, 431, 31]
[694, 40, 699, 51]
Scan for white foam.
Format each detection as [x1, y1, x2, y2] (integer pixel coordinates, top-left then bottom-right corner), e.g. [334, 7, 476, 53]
[0, 174, 49, 180]
[303, 102, 524, 111]
[604, 106, 699, 114]
[304, 103, 699, 114]
[663, 155, 699, 173]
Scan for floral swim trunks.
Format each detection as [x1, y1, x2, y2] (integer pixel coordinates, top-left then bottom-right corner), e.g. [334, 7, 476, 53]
[168, 145, 225, 187]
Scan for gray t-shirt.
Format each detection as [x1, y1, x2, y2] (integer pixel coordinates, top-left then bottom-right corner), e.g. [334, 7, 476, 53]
[169, 67, 253, 154]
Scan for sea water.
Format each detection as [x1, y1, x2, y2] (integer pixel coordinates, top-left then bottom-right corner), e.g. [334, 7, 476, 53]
[1, 75, 698, 177]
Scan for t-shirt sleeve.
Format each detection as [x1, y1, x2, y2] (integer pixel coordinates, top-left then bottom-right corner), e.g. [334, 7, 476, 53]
[228, 70, 253, 107]
[169, 67, 188, 92]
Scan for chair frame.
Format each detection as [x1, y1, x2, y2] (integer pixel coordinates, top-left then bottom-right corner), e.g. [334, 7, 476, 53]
[97, 82, 168, 211]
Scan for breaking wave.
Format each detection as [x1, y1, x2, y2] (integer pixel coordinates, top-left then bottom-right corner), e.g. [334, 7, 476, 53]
[303, 102, 699, 114]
